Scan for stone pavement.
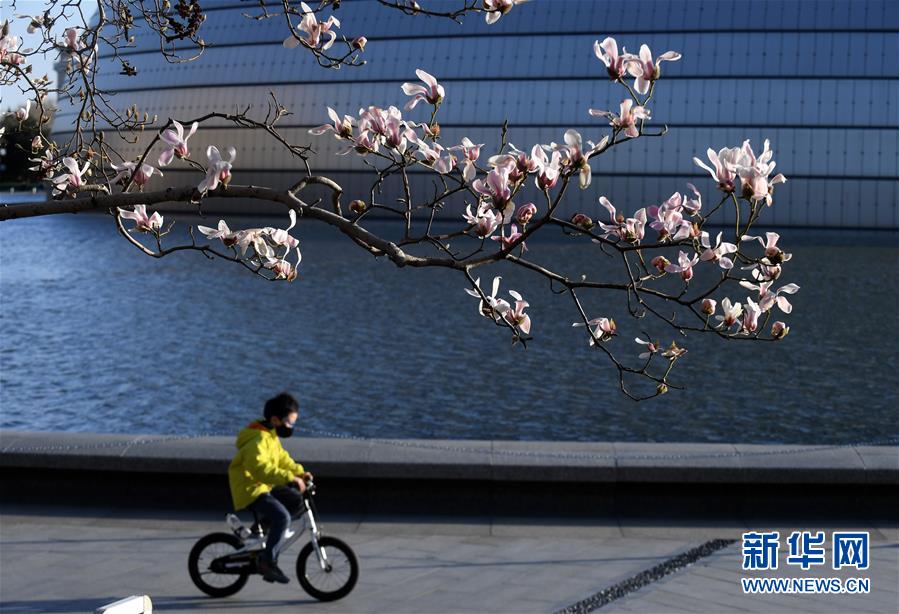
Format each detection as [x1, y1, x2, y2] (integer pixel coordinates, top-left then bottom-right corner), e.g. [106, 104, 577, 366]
[0, 505, 896, 614]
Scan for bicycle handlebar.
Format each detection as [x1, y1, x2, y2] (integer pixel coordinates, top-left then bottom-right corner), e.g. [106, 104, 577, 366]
[288, 478, 315, 495]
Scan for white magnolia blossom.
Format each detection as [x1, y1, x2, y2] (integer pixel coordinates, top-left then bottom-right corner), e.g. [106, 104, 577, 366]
[118, 204, 163, 233]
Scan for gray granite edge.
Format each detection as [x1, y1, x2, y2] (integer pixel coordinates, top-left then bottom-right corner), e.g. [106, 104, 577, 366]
[0, 430, 896, 484]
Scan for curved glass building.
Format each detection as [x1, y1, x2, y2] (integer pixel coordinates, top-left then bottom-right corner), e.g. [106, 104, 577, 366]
[55, 0, 898, 228]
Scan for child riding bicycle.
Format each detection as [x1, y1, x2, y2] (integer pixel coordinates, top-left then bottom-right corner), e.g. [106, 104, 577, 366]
[228, 392, 313, 584]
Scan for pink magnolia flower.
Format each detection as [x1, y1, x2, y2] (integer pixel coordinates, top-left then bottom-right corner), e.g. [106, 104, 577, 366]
[236, 229, 274, 259]
[635, 337, 659, 359]
[401, 69, 444, 110]
[158, 120, 198, 166]
[665, 250, 699, 282]
[464, 202, 501, 239]
[551, 129, 601, 189]
[589, 99, 650, 139]
[682, 183, 702, 214]
[267, 209, 300, 250]
[699, 231, 738, 269]
[52, 157, 89, 193]
[735, 139, 787, 206]
[14, 100, 30, 122]
[573, 317, 616, 346]
[309, 107, 354, 139]
[14, 14, 44, 33]
[738, 280, 799, 314]
[383, 114, 411, 153]
[627, 44, 681, 95]
[771, 321, 790, 340]
[701, 298, 717, 315]
[651, 255, 670, 272]
[452, 137, 483, 182]
[0, 34, 27, 66]
[265, 247, 302, 281]
[750, 263, 782, 282]
[648, 194, 692, 241]
[64, 28, 84, 52]
[414, 138, 456, 174]
[482, 0, 529, 25]
[693, 146, 745, 193]
[715, 298, 743, 330]
[346, 130, 380, 156]
[357, 105, 386, 136]
[28, 153, 54, 177]
[503, 290, 531, 334]
[266, 257, 298, 281]
[742, 232, 792, 265]
[594, 37, 631, 80]
[197, 220, 241, 247]
[473, 165, 514, 221]
[118, 204, 163, 233]
[492, 144, 539, 184]
[198, 146, 235, 193]
[283, 2, 340, 50]
[110, 161, 162, 187]
[515, 203, 537, 225]
[465, 276, 512, 321]
[530, 145, 562, 190]
[741, 297, 762, 334]
[491, 223, 526, 251]
[597, 196, 647, 243]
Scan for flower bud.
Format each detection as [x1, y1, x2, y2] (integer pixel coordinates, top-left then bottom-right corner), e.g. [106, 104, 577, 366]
[701, 298, 717, 315]
[428, 123, 440, 138]
[349, 199, 367, 214]
[31, 136, 43, 151]
[771, 321, 789, 340]
[651, 256, 669, 272]
[515, 203, 537, 225]
[570, 213, 594, 230]
[352, 36, 367, 51]
[656, 382, 668, 395]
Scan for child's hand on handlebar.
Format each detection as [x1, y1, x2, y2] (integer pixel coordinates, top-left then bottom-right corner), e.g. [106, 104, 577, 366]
[291, 475, 307, 493]
[302, 471, 314, 484]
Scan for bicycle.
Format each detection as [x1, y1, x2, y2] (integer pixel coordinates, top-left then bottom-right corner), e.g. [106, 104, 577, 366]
[188, 481, 358, 602]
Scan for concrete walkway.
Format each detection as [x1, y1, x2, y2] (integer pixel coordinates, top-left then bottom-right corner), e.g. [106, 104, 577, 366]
[1, 505, 896, 613]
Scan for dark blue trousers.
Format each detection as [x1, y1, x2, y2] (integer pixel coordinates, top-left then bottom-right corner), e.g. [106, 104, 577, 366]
[247, 485, 304, 563]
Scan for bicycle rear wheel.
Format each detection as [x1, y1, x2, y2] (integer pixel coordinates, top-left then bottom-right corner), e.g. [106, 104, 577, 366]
[188, 532, 250, 597]
[295, 536, 358, 601]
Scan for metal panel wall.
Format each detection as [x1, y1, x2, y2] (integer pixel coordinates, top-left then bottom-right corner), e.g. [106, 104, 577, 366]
[54, 0, 899, 228]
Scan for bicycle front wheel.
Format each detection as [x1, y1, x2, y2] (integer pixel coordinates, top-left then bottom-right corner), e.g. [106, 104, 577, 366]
[188, 532, 250, 598]
[295, 536, 358, 601]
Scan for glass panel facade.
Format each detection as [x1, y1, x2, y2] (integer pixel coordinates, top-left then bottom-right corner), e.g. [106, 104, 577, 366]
[55, 0, 899, 228]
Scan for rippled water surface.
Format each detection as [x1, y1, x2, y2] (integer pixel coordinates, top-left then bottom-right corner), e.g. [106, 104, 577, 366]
[1, 196, 897, 444]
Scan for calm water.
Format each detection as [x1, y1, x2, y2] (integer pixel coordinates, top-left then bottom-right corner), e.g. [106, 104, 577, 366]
[1, 194, 897, 444]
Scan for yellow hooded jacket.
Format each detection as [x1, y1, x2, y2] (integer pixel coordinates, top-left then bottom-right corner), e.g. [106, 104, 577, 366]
[228, 420, 305, 510]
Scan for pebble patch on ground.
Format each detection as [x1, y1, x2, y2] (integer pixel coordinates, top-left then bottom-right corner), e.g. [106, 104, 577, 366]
[554, 538, 738, 613]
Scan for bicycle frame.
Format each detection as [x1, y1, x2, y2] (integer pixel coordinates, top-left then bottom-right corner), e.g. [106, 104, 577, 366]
[224, 483, 333, 573]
